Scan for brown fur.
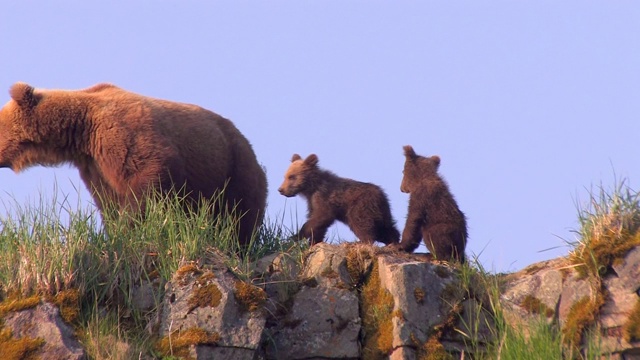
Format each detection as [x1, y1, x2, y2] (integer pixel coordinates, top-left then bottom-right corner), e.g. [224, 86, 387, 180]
[278, 153, 399, 246]
[399, 145, 467, 262]
[0, 82, 267, 245]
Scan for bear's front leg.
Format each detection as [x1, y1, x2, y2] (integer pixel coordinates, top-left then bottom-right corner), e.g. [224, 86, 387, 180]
[298, 214, 335, 245]
[399, 196, 425, 253]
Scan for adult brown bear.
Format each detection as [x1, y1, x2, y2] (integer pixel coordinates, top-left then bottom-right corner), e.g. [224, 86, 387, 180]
[278, 153, 400, 246]
[0, 82, 267, 245]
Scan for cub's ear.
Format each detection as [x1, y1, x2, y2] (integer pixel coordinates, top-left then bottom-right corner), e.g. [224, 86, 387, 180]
[291, 154, 302, 162]
[403, 145, 417, 159]
[431, 155, 441, 169]
[304, 154, 319, 167]
[10, 82, 39, 108]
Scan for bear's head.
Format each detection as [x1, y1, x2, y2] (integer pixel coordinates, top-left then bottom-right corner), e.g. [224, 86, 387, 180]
[401, 145, 440, 193]
[278, 153, 319, 197]
[0, 82, 50, 171]
[0, 82, 83, 172]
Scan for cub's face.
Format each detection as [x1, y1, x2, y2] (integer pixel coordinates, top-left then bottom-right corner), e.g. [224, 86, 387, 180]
[278, 153, 319, 197]
[401, 145, 440, 194]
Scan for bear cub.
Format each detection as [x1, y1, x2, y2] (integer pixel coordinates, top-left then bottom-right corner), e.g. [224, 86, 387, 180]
[398, 145, 467, 262]
[278, 153, 400, 246]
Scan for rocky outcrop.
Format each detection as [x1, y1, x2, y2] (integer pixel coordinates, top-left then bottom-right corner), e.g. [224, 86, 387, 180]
[149, 252, 267, 360]
[264, 243, 361, 359]
[500, 246, 640, 359]
[3, 243, 640, 359]
[260, 243, 491, 360]
[2, 302, 86, 359]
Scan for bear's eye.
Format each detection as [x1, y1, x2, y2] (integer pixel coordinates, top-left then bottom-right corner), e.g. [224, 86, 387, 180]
[288, 175, 296, 181]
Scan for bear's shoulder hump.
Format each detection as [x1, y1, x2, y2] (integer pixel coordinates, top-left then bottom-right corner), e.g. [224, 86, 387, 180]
[82, 83, 119, 93]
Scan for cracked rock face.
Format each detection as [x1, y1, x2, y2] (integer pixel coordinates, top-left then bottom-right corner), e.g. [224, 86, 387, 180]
[11, 243, 640, 359]
[151, 257, 266, 360]
[265, 285, 361, 359]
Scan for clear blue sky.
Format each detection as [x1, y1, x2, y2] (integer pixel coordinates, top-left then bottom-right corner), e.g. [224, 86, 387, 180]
[1, 2, 639, 272]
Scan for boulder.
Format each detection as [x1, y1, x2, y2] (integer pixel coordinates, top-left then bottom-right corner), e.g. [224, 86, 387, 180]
[3, 302, 86, 360]
[265, 285, 361, 359]
[263, 243, 363, 359]
[151, 255, 266, 360]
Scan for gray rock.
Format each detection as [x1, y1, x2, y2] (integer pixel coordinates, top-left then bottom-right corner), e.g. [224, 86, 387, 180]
[152, 258, 266, 359]
[611, 246, 640, 291]
[253, 251, 303, 320]
[501, 258, 566, 323]
[300, 242, 357, 287]
[131, 280, 161, 313]
[376, 255, 459, 349]
[265, 285, 361, 359]
[557, 271, 593, 326]
[3, 302, 86, 360]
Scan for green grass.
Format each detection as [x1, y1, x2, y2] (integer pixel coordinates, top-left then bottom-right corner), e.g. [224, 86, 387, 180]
[569, 177, 640, 279]
[455, 257, 613, 360]
[0, 187, 300, 358]
[457, 177, 639, 360]
[0, 177, 637, 359]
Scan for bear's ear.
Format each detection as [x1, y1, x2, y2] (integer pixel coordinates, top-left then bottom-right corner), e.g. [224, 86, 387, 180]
[431, 156, 441, 169]
[304, 154, 319, 167]
[10, 82, 39, 108]
[403, 145, 417, 160]
[291, 154, 302, 162]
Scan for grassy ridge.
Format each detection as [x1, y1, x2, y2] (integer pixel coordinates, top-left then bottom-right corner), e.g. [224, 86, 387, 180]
[0, 178, 638, 359]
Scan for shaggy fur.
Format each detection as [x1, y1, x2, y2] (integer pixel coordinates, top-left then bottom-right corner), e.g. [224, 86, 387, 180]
[0, 82, 267, 245]
[399, 145, 467, 262]
[278, 153, 400, 246]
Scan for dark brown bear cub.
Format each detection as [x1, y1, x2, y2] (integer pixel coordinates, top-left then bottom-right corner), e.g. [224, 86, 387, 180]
[278, 153, 400, 246]
[399, 145, 467, 262]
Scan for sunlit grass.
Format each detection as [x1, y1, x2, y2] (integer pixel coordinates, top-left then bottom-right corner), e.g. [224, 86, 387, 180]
[0, 177, 637, 359]
[0, 186, 302, 358]
[568, 177, 640, 279]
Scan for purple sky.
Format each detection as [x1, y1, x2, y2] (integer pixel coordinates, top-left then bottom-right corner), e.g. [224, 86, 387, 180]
[1, 2, 639, 272]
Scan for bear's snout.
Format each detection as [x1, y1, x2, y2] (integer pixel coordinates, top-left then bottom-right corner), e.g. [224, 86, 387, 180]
[278, 185, 298, 198]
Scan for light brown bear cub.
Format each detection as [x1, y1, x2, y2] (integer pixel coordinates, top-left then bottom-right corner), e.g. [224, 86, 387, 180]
[278, 153, 400, 246]
[0, 82, 267, 245]
[399, 145, 467, 262]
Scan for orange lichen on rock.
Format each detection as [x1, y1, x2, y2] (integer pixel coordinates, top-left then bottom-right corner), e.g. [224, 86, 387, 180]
[155, 327, 219, 360]
[49, 289, 81, 324]
[562, 294, 605, 349]
[0, 294, 41, 316]
[234, 281, 267, 313]
[520, 294, 555, 318]
[0, 328, 45, 360]
[361, 261, 395, 359]
[188, 283, 222, 311]
[624, 298, 640, 343]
